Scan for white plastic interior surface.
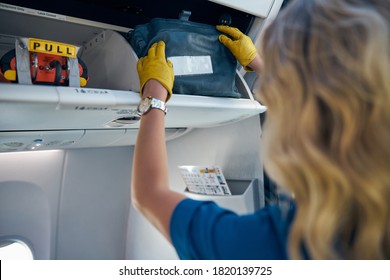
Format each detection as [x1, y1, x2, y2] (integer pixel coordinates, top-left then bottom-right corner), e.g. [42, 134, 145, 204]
[185, 179, 259, 215]
[208, 0, 274, 18]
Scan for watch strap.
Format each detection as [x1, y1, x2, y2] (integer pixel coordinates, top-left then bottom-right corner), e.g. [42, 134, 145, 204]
[137, 96, 167, 116]
[150, 97, 167, 114]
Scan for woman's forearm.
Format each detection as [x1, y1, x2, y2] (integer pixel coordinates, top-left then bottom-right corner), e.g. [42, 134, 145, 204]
[131, 80, 185, 242]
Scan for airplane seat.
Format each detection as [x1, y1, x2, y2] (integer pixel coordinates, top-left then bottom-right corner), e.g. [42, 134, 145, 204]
[0, 181, 51, 260]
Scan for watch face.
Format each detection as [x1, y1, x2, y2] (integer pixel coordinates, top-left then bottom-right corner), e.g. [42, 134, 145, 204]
[137, 97, 151, 115]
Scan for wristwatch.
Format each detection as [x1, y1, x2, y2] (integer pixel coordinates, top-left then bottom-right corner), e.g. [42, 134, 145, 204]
[137, 96, 167, 116]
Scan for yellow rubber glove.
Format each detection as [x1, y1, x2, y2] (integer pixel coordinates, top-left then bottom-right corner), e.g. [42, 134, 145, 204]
[216, 25, 257, 71]
[137, 41, 174, 101]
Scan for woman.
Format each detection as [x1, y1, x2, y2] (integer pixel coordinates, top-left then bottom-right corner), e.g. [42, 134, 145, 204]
[132, 0, 390, 259]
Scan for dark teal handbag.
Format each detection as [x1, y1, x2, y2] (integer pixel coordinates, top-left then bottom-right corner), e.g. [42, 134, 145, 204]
[127, 18, 240, 98]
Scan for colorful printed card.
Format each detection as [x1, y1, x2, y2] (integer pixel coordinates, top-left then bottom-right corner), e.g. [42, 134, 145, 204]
[178, 165, 231, 196]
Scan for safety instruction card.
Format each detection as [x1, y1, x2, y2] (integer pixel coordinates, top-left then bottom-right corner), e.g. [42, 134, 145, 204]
[178, 166, 232, 195]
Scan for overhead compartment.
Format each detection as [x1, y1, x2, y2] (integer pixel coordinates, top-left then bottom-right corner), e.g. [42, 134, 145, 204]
[0, 2, 268, 151]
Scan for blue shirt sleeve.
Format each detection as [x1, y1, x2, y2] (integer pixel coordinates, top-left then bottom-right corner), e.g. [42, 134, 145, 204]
[170, 198, 292, 260]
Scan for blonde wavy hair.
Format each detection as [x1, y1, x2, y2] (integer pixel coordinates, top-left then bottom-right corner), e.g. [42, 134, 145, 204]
[258, 0, 390, 259]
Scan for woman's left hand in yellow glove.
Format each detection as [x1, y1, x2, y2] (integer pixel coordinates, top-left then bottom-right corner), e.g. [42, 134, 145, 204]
[216, 25, 260, 72]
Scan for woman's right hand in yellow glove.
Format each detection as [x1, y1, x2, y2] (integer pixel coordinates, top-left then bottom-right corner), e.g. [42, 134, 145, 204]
[216, 25, 261, 72]
[137, 41, 174, 101]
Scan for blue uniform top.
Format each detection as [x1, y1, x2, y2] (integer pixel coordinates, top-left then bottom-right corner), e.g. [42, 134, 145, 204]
[170, 198, 295, 260]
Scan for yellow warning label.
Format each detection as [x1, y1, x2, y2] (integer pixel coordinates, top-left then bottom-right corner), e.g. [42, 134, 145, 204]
[28, 38, 77, 58]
